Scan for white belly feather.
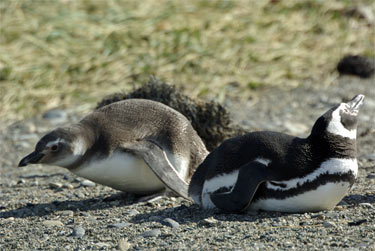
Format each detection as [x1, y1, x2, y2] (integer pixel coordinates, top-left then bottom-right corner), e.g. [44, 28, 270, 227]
[250, 181, 352, 212]
[72, 152, 164, 194]
[200, 158, 357, 212]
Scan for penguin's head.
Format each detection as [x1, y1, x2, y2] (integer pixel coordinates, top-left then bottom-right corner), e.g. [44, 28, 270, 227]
[18, 127, 87, 168]
[311, 94, 365, 139]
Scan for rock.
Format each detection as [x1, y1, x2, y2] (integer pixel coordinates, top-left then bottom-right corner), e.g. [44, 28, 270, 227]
[325, 212, 339, 219]
[42, 109, 67, 123]
[161, 218, 180, 229]
[359, 203, 374, 209]
[49, 182, 62, 189]
[148, 215, 162, 222]
[323, 221, 336, 228]
[118, 238, 131, 251]
[20, 173, 44, 179]
[362, 154, 375, 161]
[86, 216, 98, 223]
[43, 220, 64, 227]
[146, 195, 164, 203]
[367, 173, 375, 179]
[75, 191, 85, 198]
[107, 222, 131, 228]
[110, 200, 120, 206]
[58, 210, 74, 217]
[348, 219, 367, 226]
[126, 209, 139, 216]
[95, 242, 110, 248]
[199, 217, 219, 227]
[141, 229, 161, 238]
[71, 226, 85, 238]
[81, 180, 96, 187]
[311, 214, 325, 220]
[63, 174, 74, 181]
[338, 200, 349, 206]
[337, 55, 375, 78]
[347, 194, 362, 201]
[17, 179, 26, 184]
[63, 184, 74, 189]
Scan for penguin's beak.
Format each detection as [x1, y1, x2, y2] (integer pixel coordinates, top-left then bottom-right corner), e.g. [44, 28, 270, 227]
[18, 151, 45, 167]
[347, 94, 365, 114]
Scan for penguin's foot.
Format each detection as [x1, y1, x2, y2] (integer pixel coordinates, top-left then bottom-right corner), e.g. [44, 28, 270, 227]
[103, 192, 135, 202]
[134, 190, 176, 203]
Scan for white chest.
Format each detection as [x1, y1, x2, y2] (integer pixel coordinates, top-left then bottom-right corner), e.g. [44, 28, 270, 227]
[250, 181, 352, 212]
[72, 152, 164, 194]
[251, 158, 358, 212]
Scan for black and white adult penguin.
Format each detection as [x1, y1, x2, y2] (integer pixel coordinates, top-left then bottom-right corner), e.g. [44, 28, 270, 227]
[19, 99, 208, 199]
[188, 94, 365, 213]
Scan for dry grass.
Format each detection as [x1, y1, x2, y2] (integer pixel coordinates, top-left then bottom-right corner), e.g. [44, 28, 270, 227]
[0, 0, 374, 120]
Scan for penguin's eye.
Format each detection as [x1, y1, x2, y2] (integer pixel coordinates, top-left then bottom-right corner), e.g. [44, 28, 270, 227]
[50, 144, 59, 152]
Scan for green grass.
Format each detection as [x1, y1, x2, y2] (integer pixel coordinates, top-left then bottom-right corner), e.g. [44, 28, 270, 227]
[0, 0, 374, 120]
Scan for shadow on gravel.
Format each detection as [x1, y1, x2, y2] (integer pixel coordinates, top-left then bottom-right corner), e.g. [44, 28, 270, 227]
[0, 192, 136, 219]
[343, 194, 375, 205]
[2, 193, 374, 220]
[130, 204, 289, 225]
[130, 194, 375, 226]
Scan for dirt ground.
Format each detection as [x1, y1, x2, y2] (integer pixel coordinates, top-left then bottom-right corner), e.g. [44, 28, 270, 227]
[1, 75, 374, 250]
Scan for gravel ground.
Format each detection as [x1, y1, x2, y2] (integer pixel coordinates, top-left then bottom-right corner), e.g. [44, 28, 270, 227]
[1, 76, 374, 250]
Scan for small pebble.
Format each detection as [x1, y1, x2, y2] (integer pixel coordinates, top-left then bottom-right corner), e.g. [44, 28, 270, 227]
[311, 214, 325, 220]
[323, 221, 336, 228]
[161, 218, 180, 229]
[146, 195, 164, 203]
[86, 216, 98, 223]
[110, 200, 120, 206]
[95, 242, 110, 248]
[43, 220, 64, 227]
[325, 212, 339, 219]
[71, 226, 85, 238]
[363, 154, 375, 161]
[75, 191, 85, 198]
[348, 219, 367, 226]
[107, 222, 131, 228]
[17, 179, 26, 184]
[63, 174, 74, 181]
[42, 109, 67, 123]
[359, 203, 374, 209]
[49, 182, 62, 189]
[199, 217, 219, 227]
[81, 180, 96, 187]
[126, 209, 139, 216]
[118, 238, 131, 251]
[58, 210, 74, 217]
[63, 184, 74, 189]
[141, 229, 161, 238]
[148, 215, 161, 222]
[338, 200, 349, 206]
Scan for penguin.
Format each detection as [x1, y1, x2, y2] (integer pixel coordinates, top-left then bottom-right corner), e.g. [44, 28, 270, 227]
[19, 99, 209, 199]
[188, 94, 365, 213]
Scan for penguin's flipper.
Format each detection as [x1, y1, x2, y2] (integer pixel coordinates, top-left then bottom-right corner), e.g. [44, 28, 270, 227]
[119, 140, 191, 200]
[210, 161, 269, 213]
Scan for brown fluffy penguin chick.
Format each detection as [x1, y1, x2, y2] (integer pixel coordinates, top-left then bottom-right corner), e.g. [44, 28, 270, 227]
[96, 76, 246, 151]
